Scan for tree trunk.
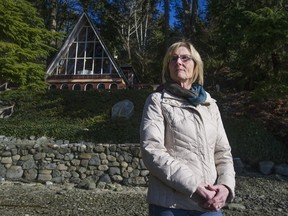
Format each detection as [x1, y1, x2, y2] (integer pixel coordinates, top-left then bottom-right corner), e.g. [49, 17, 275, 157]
[164, 0, 170, 48]
[191, 0, 198, 34]
[181, 0, 198, 39]
[49, 0, 57, 46]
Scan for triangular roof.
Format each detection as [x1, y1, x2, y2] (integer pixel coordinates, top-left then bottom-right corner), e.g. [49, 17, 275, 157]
[46, 13, 128, 84]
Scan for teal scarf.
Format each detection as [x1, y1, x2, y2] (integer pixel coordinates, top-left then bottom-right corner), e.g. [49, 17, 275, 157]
[164, 82, 207, 106]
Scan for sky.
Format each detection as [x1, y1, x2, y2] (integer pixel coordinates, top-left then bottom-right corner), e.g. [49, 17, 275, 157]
[168, 0, 208, 26]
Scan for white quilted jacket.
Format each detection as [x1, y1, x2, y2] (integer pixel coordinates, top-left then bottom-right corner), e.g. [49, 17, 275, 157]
[140, 90, 235, 211]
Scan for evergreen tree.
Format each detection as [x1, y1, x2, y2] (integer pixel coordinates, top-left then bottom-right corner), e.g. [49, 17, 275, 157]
[206, 0, 288, 90]
[0, 0, 57, 91]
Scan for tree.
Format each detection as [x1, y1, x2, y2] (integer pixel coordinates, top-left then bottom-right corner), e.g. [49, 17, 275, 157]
[206, 0, 288, 90]
[163, 0, 170, 48]
[242, 6, 288, 80]
[172, 0, 200, 41]
[92, 0, 165, 83]
[182, 0, 198, 37]
[0, 0, 57, 91]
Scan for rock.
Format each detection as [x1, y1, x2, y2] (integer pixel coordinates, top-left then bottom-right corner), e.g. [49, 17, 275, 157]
[130, 176, 146, 185]
[97, 181, 106, 189]
[34, 152, 46, 160]
[140, 170, 149, 177]
[105, 183, 123, 191]
[88, 181, 96, 190]
[98, 174, 111, 183]
[89, 156, 101, 166]
[233, 157, 245, 174]
[1, 157, 12, 164]
[259, 161, 274, 175]
[77, 179, 96, 190]
[6, 166, 23, 179]
[98, 165, 109, 171]
[109, 167, 121, 176]
[112, 175, 123, 182]
[111, 99, 134, 119]
[45, 181, 53, 187]
[63, 182, 75, 190]
[0, 163, 6, 177]
[22, 159, 36, 170]
[23, 169, 37, 180]
[274, 163, 288, 176]
[38, 174, 52, 182]
[227, 203, 246, 211]
[79, 153, 92, 159]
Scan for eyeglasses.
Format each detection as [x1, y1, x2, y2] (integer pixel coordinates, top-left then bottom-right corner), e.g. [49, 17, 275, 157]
[169, 55, 193, 63]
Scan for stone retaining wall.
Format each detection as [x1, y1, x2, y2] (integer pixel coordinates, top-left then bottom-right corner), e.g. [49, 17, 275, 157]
[0, 135, 149, 188]
[1, 135, 287, 189]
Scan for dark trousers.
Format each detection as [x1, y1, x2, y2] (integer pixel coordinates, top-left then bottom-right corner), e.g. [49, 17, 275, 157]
[149, 204, 223, 216]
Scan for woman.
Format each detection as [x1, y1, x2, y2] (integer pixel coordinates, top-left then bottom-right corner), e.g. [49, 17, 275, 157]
[140, 41, 235, 216]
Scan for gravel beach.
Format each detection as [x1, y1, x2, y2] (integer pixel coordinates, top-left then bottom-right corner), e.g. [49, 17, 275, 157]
[0, 174, 287, 216]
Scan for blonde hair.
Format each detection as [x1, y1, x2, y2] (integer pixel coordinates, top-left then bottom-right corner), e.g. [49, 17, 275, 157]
[162, 41, 204, 85]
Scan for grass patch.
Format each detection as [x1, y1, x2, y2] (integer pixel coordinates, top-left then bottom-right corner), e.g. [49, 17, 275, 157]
[0, 89, 151, 143]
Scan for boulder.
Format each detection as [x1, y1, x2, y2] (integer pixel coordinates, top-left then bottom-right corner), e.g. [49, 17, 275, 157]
[111, 99, 134, 119]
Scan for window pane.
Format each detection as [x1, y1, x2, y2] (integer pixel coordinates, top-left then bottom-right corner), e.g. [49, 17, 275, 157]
[86, 84, 94, 91]
[95, 42, 102, 57]
[110, 83, 118, 89]
[67, 59, 75, 74]
[68, 43, 76, 58]
[50, 85, 57, 90]
[85, 59, 93, 74]
[61, 84, 69, 90]
[73, 84, 81, 91]
[58, 59, 67, 75]
[98, 83, 105, 89]
[78, 27, 86, 41]
[78, 43, 85, 57]
[87, 27, 95, 41]
[111, 67, 117, 74]
[86, 42, 94, 57]
[76, 59, 84, 74]
[103, 59, 110, 74]
[94, 59, 101, 74]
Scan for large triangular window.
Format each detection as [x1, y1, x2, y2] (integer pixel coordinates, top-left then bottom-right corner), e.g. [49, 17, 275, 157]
[53, 21, 117, 76]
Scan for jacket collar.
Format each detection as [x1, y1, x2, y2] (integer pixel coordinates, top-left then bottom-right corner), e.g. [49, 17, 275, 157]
[161, 90, 215, 107]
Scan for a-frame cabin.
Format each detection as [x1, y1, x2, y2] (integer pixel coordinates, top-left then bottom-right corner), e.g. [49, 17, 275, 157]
[46, 13, 130, 91]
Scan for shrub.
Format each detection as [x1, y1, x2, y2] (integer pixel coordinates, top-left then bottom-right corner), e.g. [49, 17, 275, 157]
[0, 89, 151, 142]
[223, 117, 287, 165]
[0, 89, 286, 164]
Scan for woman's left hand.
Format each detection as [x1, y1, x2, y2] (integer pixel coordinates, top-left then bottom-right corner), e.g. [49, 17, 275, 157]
[202, 184, 230, 211]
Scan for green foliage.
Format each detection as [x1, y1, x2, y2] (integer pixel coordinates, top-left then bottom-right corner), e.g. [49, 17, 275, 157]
[0, 0, 57, 91]
[0, 89, 152, 143]
[206, 1, 288, 90]
[253, 77, 288, 99]
[223, 117, 287, 165]
[0, 89, 287, 164]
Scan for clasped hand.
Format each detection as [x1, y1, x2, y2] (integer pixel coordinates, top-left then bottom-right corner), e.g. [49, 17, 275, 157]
[196, 184, 229, 211]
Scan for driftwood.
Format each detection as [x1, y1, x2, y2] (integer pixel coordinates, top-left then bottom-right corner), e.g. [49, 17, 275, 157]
[0, 83, 14, 118]
[0, 102, 15, 118]
[0, 82, 8, 91]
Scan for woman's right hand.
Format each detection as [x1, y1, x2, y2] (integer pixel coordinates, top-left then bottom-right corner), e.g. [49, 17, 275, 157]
[196, 184, 217, 201]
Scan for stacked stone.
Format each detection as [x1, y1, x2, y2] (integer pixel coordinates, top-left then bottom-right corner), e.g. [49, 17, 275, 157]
[0, 135, 149, 188]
